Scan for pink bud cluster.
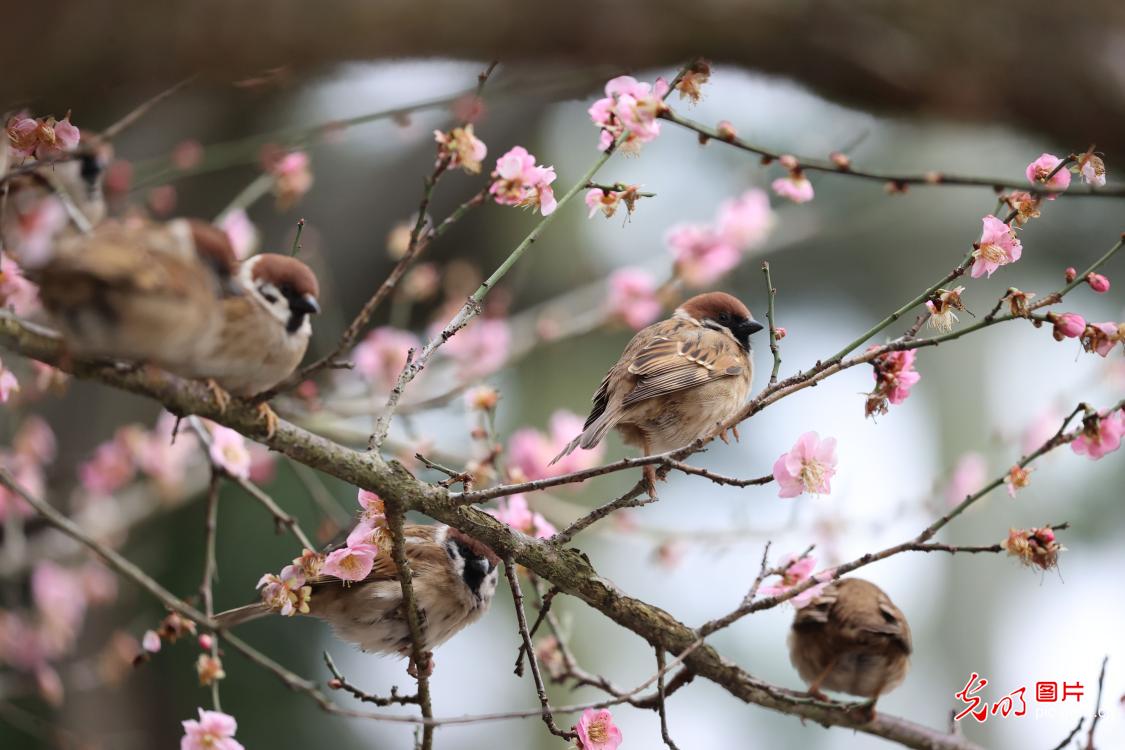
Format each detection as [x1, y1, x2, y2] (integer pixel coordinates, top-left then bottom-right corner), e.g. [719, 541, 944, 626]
[588, 75, 671, 154]
[489, 146, 557, 216]
[5, 112, 80, 161]
[865, 348, 921, 417]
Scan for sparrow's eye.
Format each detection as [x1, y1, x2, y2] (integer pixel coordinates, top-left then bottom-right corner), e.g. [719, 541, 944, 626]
[718, 312, 731, 324]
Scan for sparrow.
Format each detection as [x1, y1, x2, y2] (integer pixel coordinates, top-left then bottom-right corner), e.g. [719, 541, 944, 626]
[787, 578, 912, 711]
[552, 291, 763, 493]
[216, 524, 499, 666]
[27, 216, 237, 366]
[25, 215, 319, 435]
[177, 252, 320, 401]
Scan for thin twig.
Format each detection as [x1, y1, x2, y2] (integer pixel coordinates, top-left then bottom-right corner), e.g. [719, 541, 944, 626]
[762, 261, 781, 386]
[1085, 656, 1108, 750]
[504, 558, 575, 740]
[655, 647, 681, 750]
[1051, 718, 1085, 750]
[662, 110, 1123, 198]
[323, 652, 419, 706]
[188, 417, 315, 550]
[200, 471, 223, 711]
[515, 584, 560, 673]
[385, 500, 435, 748]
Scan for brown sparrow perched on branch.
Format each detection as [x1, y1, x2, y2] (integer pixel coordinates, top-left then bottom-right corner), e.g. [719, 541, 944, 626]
[26, 217, 237, 366]
[216, 525, 499, 661]
[553, 291, 762, 493]
[788, 578, 912, 712]
[178, 252, 320, 399]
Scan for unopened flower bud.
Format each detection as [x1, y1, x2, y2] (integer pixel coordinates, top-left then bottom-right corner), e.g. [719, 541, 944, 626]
[198, 634, 214, 651]
[716, 120, 737, 141]
[829, 152, 851, 170]
[1064, 266, 1077, 282]
[778, 154, 799, 171]
[1087, 272, 1111, 293]
[1052, 312, 1086, 340]
[774, 326, 787, 340]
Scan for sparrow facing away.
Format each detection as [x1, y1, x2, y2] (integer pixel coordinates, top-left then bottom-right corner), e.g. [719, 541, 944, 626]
[27, 217, 236, 368]
[788, 578, 912, 708]
[553, 291, 763, 492]
[176, 252, 320, 398]
[216, 525, 500, 662]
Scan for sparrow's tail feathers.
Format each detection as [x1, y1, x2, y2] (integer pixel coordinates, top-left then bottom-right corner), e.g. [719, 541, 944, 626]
[549, 413, 615, 466]
[214, 602, 271, 629]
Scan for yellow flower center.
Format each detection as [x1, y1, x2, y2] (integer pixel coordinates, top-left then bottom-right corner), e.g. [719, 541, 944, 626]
[587, 720, 609, 744]
[977, 242, 1007, 264]
[799, 460, 825, 493]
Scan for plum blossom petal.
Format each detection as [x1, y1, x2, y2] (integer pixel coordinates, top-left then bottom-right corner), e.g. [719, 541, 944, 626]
[1071, 410, 1124, 460]
[322, 544, 378, 582]
[208, 425, 251, 480]
[181, 708, 244, 750]
[607, 267, 661, 330]
[771, 174, 814, 203]
[971, 215, 1022, 278]
[574, 707, 623, 750]
[772, 432, 838, 498]
[1025, 153, 1071, 198]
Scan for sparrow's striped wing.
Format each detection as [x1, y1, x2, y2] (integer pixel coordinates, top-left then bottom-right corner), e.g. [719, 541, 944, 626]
[621, 326, 747, 407]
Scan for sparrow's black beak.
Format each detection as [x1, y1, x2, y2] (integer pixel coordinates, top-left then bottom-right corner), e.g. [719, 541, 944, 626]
[740, 318, 765, 337]
[471, 557, 492, 576]
[293, 294, 320, 315]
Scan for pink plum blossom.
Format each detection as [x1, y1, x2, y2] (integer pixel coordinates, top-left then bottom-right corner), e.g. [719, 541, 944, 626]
[181, 709, 245, 750]
[489, 146, 557, 215]
[0, 255, 42, 315]
[607, 267, 661, 329]
[32, 562, 87, 638]
[758, 554, 832, 608]
[322, 544, 378, 582]
[353, 327, 420, 391]
[772, 432, 838, 498]
[434, 124, 487, 174]
[208, 425, 251, 479]
[218, 209, 259, 260]
[508, 411, 604, 481]
[135, 412, 198, 492]
[584, 185, 643, 219]
[6, 195, 68, 268]
[574, 707, 623, 750]
[1053, 312, 1086, 339]
[588, 75, 669, 154]
[1087, 273, 1110, 293]
[14, 416, 56, 463]
[1071, 410, 1124, 460]
[0, 360, 19, 403]
[716, 189, 775, 249]
[257, 565, 312, 616]
[971, 215, 1022, 278]
[78, 432, 136, 496]
[439, 317, 511, 378]
[142, 630, 162, 653]
[1079, 154, 1106, 187]
[771, 174, 814, 203]
[1025, 152, 1071, 197]
[1083, 321, 1121, 357]
[865, 348, 921, 416]
[488, 494, 556, 538]
[269, 151, 313, 209]
[171, 139, 204, 171]
[667, 224, 740, 287]
[6, 116, 39, 159]
[947, 452, 987, 505]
